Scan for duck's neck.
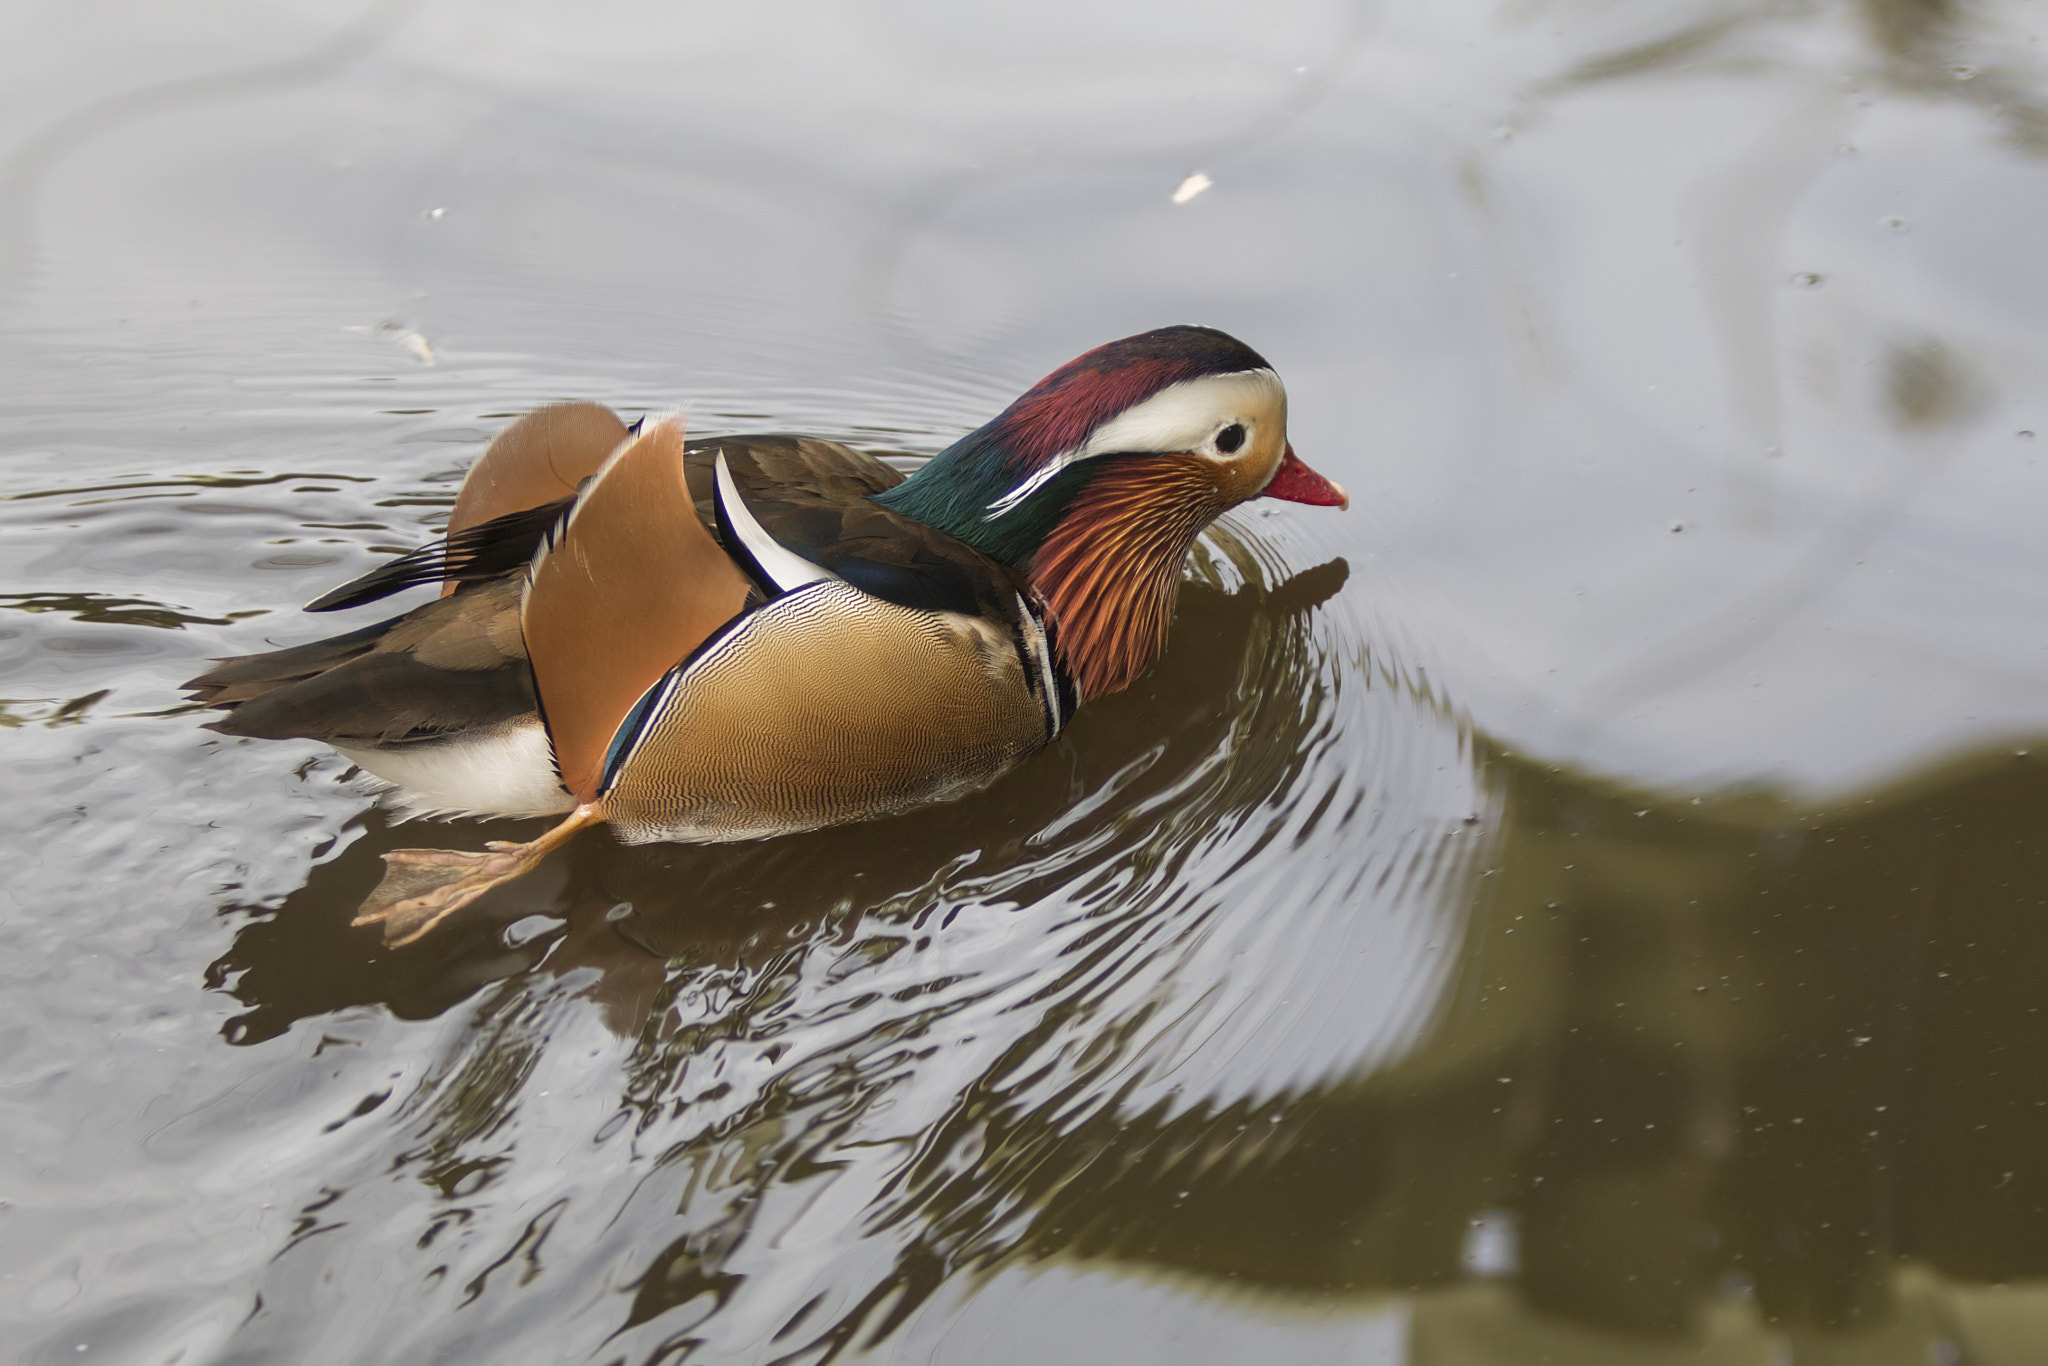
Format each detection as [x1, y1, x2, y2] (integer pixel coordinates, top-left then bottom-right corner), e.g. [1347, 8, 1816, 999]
[877, 448, 1220, 702]
[872, 427, 1090, 565]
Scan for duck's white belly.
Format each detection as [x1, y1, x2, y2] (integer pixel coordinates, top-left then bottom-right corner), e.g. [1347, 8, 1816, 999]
[336, 718, 573, 821]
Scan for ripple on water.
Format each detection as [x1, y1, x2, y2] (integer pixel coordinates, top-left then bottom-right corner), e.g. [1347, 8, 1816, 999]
[188, 516, 1482, 1360]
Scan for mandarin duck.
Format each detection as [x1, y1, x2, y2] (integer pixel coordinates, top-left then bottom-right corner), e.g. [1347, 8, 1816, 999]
[187, 325, 1347, 944]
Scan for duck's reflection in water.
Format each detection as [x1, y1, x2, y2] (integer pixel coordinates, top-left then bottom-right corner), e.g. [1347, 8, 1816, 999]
[213, 536, 1478, 1361]
[208, 544, 2048, 1359]
[211, 542, 1358, 1043]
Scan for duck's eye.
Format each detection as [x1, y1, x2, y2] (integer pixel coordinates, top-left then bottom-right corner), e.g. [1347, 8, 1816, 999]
[1215, 423, 1246, 454]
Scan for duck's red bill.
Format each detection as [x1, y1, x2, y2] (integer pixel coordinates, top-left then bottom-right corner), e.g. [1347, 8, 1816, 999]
[1261, 444, 1348, 509]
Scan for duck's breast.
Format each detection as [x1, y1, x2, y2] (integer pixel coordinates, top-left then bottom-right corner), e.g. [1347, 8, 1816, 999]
[597, 579, 1054, 844]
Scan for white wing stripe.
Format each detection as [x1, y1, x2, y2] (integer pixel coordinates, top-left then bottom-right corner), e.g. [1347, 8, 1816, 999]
[713, 450, 839, 594]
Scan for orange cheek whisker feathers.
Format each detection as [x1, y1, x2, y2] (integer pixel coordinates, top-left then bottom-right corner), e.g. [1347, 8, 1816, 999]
[1028, 458, 1223, 702]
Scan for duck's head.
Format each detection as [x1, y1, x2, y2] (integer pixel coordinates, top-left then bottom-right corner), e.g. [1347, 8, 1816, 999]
[875, 324, 1346, 701]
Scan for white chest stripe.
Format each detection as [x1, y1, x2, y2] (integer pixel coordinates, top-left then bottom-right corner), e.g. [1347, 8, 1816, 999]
[1017, 592, 1064, 738]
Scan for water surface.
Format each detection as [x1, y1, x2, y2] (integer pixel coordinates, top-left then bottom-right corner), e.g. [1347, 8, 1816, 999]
[4, 2, 2048, 1362]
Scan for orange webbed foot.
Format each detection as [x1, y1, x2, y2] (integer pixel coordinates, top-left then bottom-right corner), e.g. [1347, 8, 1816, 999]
[350, 806, 602, 946]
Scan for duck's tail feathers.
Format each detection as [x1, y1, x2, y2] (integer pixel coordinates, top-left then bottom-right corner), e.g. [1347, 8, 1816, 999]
[305, 498, 573, 612]
[183, 615, 398, 706]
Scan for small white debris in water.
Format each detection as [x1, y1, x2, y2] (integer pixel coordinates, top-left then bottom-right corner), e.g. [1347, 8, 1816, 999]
[1880, 215, 1907, 232]
[1670, 521, 1684, 533]
[376, 322, 436, 365]
[1791, 272, 1824, 289]
[426, 207, 445, 219]
[1171, 172, 1213, 205]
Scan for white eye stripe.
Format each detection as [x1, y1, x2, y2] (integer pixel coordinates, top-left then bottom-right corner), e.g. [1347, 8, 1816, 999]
[983, 368, 1284, 519]
[1076, 368, 1281, 459]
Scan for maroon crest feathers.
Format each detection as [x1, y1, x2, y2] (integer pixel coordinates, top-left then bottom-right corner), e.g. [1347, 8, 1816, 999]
[988, 325, 1273, 470]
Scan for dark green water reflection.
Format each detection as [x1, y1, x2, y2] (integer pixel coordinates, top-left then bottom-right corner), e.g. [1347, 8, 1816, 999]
[997, 741, 2048, 1360]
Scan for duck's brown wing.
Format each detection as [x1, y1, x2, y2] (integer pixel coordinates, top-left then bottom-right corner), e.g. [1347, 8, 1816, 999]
[693, 434, 1074, 735]
[683, 433, 908, 508]
[191, 575, 535, 745]
[692, 436, 1026, 621]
